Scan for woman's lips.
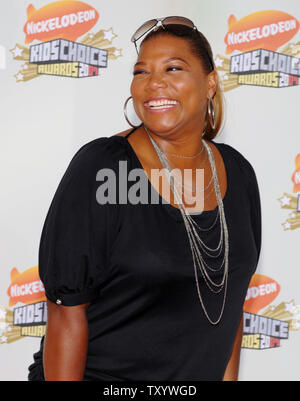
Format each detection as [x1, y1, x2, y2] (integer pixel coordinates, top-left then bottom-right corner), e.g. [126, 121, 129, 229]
[144, 98, 179, 113]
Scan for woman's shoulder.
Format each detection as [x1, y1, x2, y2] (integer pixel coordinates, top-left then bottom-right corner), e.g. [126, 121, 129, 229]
[68, 129, 133, 170]
[113, 128, 133, 138]
[52, 130, 133, 194]
[211, 140, 259, 191]
[212, 141, 256, 174]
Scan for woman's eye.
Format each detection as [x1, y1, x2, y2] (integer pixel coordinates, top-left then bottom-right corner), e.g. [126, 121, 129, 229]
[166, 66, 182, 72]
[133, 70, 146, 76]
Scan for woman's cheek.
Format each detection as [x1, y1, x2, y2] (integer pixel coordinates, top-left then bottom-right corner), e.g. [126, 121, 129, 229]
[130, 83, 144, 119]
[133, 102, 143, 121]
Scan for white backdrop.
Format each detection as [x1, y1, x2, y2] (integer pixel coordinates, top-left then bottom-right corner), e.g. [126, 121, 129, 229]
[0, 0, 299, 381]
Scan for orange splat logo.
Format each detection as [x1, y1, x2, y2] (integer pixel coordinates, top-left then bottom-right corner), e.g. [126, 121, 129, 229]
[224, 10, 299, 54]
[23, 1, 99, 44]
[244, 274, 280, 314]
[6, 266, 46, 306]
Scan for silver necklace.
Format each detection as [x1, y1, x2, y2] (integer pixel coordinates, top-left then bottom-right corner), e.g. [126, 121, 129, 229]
[163, 151, 215, 195]
[144, 126, 229, 325]
[164, 146, 205, 159]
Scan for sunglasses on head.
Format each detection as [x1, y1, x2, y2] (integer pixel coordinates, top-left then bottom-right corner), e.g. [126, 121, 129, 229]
[131, 16, 197, 54]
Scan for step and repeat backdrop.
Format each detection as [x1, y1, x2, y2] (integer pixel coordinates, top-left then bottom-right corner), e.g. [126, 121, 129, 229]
[0, 0, 299, 381]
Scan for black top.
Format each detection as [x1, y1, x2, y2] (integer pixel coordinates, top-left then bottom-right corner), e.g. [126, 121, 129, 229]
[28, 128, 261, 381]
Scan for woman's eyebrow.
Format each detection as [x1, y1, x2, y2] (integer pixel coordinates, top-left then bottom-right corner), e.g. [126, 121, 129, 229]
[134, 57, 190, 68]
[165, 57, 190, 65]
[134, 61, 146, 67]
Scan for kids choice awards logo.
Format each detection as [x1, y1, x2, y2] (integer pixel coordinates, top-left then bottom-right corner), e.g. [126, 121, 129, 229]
[242, 274, 300, 350]
[278, 153, 300, 231]
[215, 10, 300, 91]
[10, 1, 122, 81]
[0, 266, 47, 343]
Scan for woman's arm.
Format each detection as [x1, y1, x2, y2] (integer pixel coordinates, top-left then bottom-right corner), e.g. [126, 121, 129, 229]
[222, 314, 244, 381]
[43, 300, 90, 381]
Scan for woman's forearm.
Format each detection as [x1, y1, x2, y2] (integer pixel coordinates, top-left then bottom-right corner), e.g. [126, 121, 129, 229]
[43, 300, 90, 381]
[222, 314, 243, 381]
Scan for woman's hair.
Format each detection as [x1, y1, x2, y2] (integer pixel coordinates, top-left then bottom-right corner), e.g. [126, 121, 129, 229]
[140, 24, 224, 140]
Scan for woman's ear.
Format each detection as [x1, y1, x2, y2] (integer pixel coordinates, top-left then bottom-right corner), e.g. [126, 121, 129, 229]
[207, 70, 218, 99]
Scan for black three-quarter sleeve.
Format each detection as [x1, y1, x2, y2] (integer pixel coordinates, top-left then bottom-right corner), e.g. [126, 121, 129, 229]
[38, 137, 120, 306]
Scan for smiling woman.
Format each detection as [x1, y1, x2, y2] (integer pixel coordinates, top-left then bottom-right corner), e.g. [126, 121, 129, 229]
[131, 24, 224, 139]
[131, 36, 211, 135]
[28, 17, 261, 382]
[128, 25, 227, 214]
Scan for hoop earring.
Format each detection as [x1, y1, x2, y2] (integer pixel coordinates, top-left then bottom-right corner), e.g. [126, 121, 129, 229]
[207, 97, 216, 130]
[123, 96, 141, 128]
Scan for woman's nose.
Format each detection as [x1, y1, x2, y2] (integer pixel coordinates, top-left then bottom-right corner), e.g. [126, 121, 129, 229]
[146, 72, 168, 90]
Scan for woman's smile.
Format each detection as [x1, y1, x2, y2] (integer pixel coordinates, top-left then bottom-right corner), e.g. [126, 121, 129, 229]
[144, 97, 179, 113]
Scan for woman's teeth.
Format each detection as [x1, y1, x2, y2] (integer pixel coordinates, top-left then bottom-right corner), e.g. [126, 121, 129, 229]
[147, 99, 178, 109]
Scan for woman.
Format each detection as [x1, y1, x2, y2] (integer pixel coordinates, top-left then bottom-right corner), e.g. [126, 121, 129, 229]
[28, 17, 261, 381]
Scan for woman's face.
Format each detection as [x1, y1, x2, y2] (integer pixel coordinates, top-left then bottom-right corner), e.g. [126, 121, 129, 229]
[130, 34, 217, 136]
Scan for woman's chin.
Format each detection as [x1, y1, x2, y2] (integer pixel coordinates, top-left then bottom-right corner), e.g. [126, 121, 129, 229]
[141, 119, 181, 135]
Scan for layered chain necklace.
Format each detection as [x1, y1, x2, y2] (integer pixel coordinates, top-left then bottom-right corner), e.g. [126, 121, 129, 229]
[144, 125, 229, 325]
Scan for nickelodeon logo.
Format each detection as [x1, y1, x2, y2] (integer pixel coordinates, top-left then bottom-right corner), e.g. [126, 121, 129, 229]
[11, 0, 122, 82]
[244, 274, 280, 314]
[218, 10, 300, 91]
[23, 1, 99, 44]
[6, 266, 46, 307]
[225, 10, 299, 54]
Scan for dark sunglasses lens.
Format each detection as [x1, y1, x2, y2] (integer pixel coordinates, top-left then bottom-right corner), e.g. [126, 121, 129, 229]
[131, 19, 158, 42]
[163, 16, 195, 29]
